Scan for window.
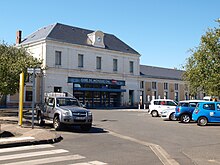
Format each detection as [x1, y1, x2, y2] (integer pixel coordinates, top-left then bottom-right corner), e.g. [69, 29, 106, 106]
[25, 91, 32, 101]
[167, 101, 177, 106]
[113, 59, 118, 71]
[175, 92, 179, 101]
[164, 83, 168, 90]
[96, 57, 101, 69]
[217, 103, 220, 110]
[203, 103, 215, 110]
[54, 87, 62, 93]
[129, 61, 134, 73]
[174, 83, 179, 90]
[55, 51, 61, 65]
[140, 81, 144, 89]
[189, 103, 197, 107]
[164, 91, 168, 99]
[152, 82, 157, 89]
[78, 54, 84, 67]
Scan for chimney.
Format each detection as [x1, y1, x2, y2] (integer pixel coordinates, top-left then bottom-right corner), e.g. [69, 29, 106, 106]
[16, 30, 22, 44]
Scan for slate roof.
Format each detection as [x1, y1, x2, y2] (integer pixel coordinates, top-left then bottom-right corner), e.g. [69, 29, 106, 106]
[140, 65, 184, 80]
[20, 23, 140, 55]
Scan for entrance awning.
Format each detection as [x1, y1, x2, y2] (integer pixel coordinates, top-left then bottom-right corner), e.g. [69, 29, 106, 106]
[74, 87, 126, 93]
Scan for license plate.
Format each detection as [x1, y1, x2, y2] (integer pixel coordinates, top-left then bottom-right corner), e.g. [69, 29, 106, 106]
[75, 117, 85, 120]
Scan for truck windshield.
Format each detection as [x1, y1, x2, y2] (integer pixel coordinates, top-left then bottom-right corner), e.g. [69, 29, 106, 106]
[57, 98, 80, 107]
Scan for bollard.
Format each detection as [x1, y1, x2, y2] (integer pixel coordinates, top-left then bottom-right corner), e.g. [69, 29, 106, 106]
[144, 104, 146, 109]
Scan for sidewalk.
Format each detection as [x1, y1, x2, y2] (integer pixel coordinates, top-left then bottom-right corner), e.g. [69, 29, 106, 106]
[0, 108, 62, 148]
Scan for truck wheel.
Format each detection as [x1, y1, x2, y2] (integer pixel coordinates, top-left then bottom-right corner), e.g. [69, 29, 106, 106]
[53, 115, 62, 131]
[80, 124, 92, 131]
[37, 111, 45, 126]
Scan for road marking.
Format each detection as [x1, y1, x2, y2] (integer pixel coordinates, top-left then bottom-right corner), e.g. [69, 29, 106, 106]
[69, 161, 107, 165]
[108, 130, 179, 165]
[208, 159, 220, 164]
[0, 149, 68, 161]
[0, 136, 35, 142]
[1, 154, 85, 165]
[0, 144, 54, 153]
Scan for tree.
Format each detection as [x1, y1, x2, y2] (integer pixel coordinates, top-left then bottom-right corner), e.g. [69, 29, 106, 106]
[183, 20, 220, 97]
[0, 42, 42, 96]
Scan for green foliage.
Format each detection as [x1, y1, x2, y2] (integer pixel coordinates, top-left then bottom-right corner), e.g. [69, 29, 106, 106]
[0, 42, 42, 95]
[183, 20, 220, 97]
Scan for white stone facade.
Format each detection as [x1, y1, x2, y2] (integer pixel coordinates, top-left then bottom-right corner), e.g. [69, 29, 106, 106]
[23, 39, 140, 107]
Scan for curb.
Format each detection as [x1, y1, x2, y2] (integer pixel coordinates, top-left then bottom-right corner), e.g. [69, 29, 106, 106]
[0, 135, 63, 149]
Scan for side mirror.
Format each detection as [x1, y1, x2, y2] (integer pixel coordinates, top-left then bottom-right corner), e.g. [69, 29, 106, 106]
[48, 103, 53, 107]
[81, 103, 86, 108]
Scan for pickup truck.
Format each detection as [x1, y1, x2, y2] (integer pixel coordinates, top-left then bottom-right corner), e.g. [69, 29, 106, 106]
[36, 94, 93, 131]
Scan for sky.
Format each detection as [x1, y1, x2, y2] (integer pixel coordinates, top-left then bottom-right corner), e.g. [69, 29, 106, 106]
[0, 0, 219, 69]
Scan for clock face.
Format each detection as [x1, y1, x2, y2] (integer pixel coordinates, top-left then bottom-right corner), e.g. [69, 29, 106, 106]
[97, 36, 101, 42]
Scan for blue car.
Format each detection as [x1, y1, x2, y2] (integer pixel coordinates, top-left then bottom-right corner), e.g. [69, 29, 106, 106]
[175, 100, 204, 123]
[192, 102, 220, 126]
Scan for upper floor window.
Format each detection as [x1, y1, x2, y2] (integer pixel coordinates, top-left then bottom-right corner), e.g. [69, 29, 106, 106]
[175, 83, 179, 90]
[152, 82, 157, 89]
[55, 51, 61, 65]
[164, 83, 168, 90]
[78, 54, 84, 68]
[113, 59, 118, 71]
[96, 56, 101, 70]
[140, 81, 144, 89]
[129, 61, 134, 73]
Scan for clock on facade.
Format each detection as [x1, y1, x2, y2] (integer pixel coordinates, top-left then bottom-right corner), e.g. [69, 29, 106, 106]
[97, 36, 101, 42]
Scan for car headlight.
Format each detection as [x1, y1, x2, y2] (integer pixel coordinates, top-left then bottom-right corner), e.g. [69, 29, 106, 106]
[63, 110, 71, 116]
[88, 111, 92, 116]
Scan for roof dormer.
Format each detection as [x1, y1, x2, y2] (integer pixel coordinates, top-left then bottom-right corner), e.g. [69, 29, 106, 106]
[87, 30, 105, 48]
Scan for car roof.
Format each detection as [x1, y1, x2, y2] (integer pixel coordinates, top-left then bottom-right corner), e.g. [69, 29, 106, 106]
[151, 99, 174, 101]
[179, 100, 206, 103]
[199, 101, 220, 104]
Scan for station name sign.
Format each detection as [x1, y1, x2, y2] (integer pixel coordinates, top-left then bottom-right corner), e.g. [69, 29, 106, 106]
[68, 77, 125, 86]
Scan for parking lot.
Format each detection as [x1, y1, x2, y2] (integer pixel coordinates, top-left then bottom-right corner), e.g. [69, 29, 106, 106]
[92, 109, 220, 165]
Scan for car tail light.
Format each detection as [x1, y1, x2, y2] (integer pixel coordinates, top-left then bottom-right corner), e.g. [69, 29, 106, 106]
[194, 109, 199, 114]
[177, 107, 180, 112]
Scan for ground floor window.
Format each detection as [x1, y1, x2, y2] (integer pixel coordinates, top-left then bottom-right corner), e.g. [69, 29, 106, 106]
[68, 77, 126, 108]
[74, 91, 121, 108]
[25, 91, 32, 101]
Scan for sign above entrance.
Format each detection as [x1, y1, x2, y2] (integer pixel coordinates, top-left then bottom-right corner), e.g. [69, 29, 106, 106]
[68, 77, 125, 86]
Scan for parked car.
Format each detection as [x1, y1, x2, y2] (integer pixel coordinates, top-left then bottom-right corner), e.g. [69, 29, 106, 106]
[149, 99, 177, 117]
[192, 102, 220, 126]
[37, 93, 93, 131]
[161, 108, 176, 121]
[175, 100, 205, 123]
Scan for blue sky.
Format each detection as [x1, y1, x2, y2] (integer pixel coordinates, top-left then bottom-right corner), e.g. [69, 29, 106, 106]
[0, 0, 219, 69]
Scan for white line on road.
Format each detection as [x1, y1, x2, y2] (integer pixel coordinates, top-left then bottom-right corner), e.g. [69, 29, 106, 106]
[0, 144, 54, 153]
[108, 130, 179, 165]
[0, 136, 35, 142]
[1, 154, 85, 165]
[69, 161, 107, 165]
[0, 149, 68, 161]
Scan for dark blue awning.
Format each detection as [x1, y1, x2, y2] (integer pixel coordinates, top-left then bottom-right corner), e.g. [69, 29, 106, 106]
[74, 87, 126, 93]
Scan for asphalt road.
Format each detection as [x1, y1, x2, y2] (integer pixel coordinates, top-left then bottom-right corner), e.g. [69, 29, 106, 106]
[34, 109, 220, 165]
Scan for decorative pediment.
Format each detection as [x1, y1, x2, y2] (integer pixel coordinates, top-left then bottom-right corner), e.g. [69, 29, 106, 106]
[87, 30, 105, 48]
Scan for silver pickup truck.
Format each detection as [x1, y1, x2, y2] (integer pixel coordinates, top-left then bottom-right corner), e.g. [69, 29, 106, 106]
[37, 95, 92, 131]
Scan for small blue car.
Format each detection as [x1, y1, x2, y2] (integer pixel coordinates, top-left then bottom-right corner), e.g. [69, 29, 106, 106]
[175, 100, 204, 123]
[192, 102, 220, 126]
